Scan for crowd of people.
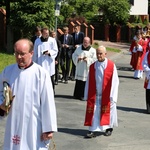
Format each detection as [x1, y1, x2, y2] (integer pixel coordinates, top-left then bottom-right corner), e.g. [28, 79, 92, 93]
[0, 22, 150, 149]
[129, 28, 150, 79]
[129, 26, 150, 114]
[7, 23, 150, 149]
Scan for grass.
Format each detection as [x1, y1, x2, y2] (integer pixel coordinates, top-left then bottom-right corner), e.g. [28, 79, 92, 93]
[0, 52, 15, 73]
[0, 43, 121, 73]
[92, 42, 121, 53]
[106, 47, 121, 53]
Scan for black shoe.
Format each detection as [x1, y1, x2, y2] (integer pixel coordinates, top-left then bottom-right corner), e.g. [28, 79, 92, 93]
[80, 97, 85, 101]
[54, 81, 58, 85]
[85, 131, 96, 138]
[105, 128, 113, 136]
[64, 80, 68, 84]
[71, 77, 75, 81]
[147, 103, 150, 114]
[61, 78, 65, 83]
[134, 77, 140, 80]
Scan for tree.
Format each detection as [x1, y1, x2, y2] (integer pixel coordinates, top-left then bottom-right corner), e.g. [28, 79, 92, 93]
[98, 0, 130, 25]
[2, 0, 131, 40]
[58, 0, 130, 25]
[9, 0, 55, 38]
[0, 0, 5, 7]
[60, 0, 100, 24]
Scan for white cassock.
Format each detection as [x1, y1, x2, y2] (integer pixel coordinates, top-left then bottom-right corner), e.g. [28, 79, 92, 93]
[33, 37, 58, 76]
[84, 58, 119, 131]
[72, 45, 97, 81]
[0, 63, 57, 150]
[143, 51, 150, 89]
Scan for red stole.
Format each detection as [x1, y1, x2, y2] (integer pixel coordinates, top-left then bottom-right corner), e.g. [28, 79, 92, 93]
[144, 51, 150, 88]
[84, 60, 114, 126]
[147, 51, 150, 65]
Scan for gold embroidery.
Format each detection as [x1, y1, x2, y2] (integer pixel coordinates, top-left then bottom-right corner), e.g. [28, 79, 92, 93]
[102, 105, 110, 113]
[87, 107, 93, 113]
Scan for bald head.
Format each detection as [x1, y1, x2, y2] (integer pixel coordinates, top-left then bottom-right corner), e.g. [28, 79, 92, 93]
[14, 39, 33, 53]
[96, 45, 107, 62]
[97, 45, 107, 53]
[14, 39, 33, 68]
[83, 37, 91, 48]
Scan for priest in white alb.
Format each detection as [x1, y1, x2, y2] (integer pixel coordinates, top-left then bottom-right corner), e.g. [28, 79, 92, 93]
[72, 37, 97, 100]
[84, 45, 119, 138]
[0, 39, 57, 150]
[33, 27, 58, 91]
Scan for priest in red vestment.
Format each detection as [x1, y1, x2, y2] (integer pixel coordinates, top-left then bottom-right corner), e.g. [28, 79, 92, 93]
[84, 46, 119, 138]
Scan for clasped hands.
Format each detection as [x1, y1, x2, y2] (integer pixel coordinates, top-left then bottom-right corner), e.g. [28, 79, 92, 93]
[62, 44, 69, 48]
[78, 56, 87, 62]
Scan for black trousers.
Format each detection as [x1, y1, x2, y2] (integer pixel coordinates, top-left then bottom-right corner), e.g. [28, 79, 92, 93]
[51, 75, 55, 91]
[55, 63, 59, 82]
[60, 55, 71, 81]
[146, 89, 150, 113]
[70, 60, 76, 78]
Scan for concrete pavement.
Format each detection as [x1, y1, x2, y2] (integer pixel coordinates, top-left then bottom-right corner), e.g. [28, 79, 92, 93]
[0, 41, 150, 150]
[53, 41, 150, 150]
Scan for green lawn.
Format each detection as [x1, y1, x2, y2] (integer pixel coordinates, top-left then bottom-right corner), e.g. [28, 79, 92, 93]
[92, 42, 121, 53]
[0, 53, 15, 73]
[0, 44, 120, 73]
[106, 47, 121, 53]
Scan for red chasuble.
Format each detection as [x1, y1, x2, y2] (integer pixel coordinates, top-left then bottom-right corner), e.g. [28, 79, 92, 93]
[144, 51, 150, 89]
[84, 60, 114, 126]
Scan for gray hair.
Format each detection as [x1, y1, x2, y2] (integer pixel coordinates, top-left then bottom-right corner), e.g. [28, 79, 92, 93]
[97, 45, 107, 53]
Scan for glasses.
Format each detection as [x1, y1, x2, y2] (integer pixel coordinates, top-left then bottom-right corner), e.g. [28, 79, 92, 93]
[14, 51, 30, 57]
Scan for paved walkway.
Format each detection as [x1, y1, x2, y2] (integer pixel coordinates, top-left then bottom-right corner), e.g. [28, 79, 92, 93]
[1, 41, 140, 150]
[93, 40, 131, 59]
[94, 40, 130, 50]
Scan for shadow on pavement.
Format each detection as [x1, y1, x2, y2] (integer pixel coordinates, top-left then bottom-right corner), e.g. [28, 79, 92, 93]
[55, 95, 74, 99]
[118, 75, 134, 79]
[58, 128, 105, 137]
[117, 66, 133, 72]
[58, 128, 87, 137]
[117, 106, 147, 114]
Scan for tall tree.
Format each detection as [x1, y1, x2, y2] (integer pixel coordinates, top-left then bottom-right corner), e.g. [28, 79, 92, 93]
[0, 0, 5, 7]
[101, 0, 130, 25]
[60, 0, 100, 23]
[59, 0, 130, 25]
[10, 0, 55, 38]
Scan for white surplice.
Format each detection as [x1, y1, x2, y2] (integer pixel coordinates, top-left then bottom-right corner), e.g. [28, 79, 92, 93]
[0, 63, 57, 150]
[33, 37, 58, 76]
[143, 51, 150, 89]
[84, 58, 119, 131]
[72, 45, 97, 81]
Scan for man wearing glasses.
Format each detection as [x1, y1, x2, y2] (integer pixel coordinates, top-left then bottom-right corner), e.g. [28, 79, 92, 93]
[0, 39, 57, 150]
